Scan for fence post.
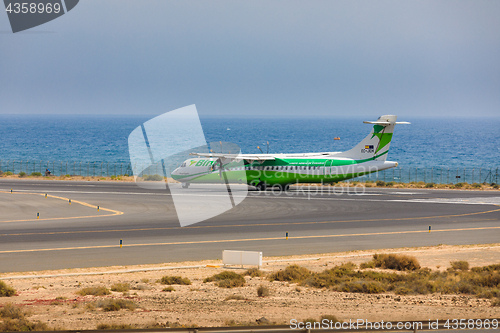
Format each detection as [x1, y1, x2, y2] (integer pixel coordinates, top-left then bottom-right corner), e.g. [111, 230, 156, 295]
[472, 168, 474, 184]
[480, 168, 482, 183]
[416, 167, 418, 183]
[431, 167, 433, 183]
[464, 168, 466, 184]
[424, 167, 426, 183]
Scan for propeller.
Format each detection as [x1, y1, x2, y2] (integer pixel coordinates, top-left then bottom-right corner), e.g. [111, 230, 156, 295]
[257, 146, 264, 153]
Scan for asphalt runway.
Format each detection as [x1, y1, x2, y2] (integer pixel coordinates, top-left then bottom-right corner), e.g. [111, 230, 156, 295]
[0, 179, 499, 272]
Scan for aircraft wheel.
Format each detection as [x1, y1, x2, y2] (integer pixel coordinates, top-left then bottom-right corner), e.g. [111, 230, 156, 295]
[257, 182, 267, 191]
[182, 182, 190, 189]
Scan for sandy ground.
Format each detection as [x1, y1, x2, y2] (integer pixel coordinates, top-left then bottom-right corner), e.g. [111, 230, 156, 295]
[1, 244, 500, 329]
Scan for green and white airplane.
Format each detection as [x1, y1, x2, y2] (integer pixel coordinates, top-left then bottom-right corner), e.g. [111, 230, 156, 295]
[171, 115, 409, 190]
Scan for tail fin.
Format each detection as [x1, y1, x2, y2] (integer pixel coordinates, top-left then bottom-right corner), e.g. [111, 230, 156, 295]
[336, 115, 410, 161]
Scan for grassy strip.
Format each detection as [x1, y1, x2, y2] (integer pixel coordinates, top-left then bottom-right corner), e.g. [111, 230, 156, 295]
[269, 256, 500, 300]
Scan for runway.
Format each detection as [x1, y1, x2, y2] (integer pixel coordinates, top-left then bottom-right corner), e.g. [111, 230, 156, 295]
[0, 179, 499, 272]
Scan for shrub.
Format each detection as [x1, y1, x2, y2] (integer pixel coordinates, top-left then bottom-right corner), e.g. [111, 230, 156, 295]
[492, 298, 500, 306]
[450, 261, 469, 271]
[0, 318, 49, 331]
[394, 287, 412, 295]
[76, 286, 110, 296]
[0, 281, 16, 297]
[360, 261, 375, 269]
[0, 303, 25, 319]
[268, 265, 311, 283]
[5, 171, 13, 176]
[97, 323, 134, 330]
[425, 183, 435, 188]
[143, 174, 163, 181]
[110, 175, 116, 180]
[96, 299, 136, 311]
[160, 276, 191, 285]
[385, 181, 395, 187]
[340, 281, 385, 293]
[455, 182, 465, 188]
[320, 315, 341, 323]
[162, 286, 175, 292]
[204, 271, 245, 288]
[244, 268, 265, 278]
[110, 283, 130, 292]
[18, 172, 26, 177]
[225, 294, 245, 300]
[376, 180, 385, 187]
[257, 285, 270, 297]
[30, 172, 42, 177]
[371, 253, 421, 271]
[472, 183, 482, 188]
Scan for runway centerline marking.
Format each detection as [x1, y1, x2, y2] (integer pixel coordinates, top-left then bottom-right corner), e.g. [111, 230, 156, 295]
[0, 191, 123, 223]
[1, 205, 499, 237]
[1, 225, 500, 254]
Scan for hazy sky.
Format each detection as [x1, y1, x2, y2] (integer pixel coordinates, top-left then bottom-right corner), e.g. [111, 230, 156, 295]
[1, 0, 499, 117]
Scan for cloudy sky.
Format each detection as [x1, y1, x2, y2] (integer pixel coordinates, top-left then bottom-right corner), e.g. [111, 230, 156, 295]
[1, 0, 499, 117]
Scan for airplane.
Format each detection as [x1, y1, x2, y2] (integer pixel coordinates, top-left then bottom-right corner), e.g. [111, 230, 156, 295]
[171, 115, 409, 190]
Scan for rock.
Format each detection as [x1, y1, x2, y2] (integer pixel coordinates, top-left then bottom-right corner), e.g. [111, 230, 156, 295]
[257, 317, 270, 325]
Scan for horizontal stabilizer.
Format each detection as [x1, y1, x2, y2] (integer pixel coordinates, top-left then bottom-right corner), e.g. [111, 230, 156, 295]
[363, 121, 411, 125]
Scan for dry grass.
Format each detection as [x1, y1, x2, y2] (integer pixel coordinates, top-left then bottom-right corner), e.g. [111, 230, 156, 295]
[97, 323, 134, 329]
[268, 264, 312, 282]
[160, 276, 192, 285]
[96, 299, 137, 312]
[244, 268, 265, 278]
[257, 285, 270, 297]
[0, 303, 49, 331]
[0, 318, 49, 331]
[225, 294, 246, 301]
[450, 260, 470, 271]
[162, 286, 175, 292]
[0, 303, 25, 319]
[0, 281, 16, 297]
[76, 286, 110, 296]
[110, 283, 130, 292]
[203, 271, 245, 288]
[268, 261, 500, 298]
[369, 253, 421, 271]
[320, 315, 341, 323]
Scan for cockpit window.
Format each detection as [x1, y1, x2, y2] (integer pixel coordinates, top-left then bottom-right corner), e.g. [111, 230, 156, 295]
[181, 162, 186, 167]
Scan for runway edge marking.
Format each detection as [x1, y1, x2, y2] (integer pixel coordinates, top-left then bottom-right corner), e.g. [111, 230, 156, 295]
[0, 191, 123, 223]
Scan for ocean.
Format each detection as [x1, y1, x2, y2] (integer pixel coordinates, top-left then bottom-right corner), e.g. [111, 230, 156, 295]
[0, 115, 498, 183]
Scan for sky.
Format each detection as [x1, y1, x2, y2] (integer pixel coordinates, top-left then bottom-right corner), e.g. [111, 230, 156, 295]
[1, 0, 499, 118]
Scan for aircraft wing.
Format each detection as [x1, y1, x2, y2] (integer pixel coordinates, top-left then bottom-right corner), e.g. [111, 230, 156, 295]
[189, 152, 276, 161]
